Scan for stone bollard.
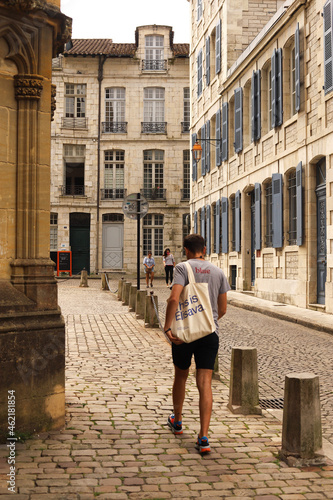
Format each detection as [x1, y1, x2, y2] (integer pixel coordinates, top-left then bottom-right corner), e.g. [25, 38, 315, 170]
[145, 292, 159, 328]
[279, 372, 326, 467]
[117, 279, 124, 301]
[136, 289, 147, 319]
[227, 347, 262, 415]
[122, 282, 131, 305]
[129, 285, 137, 312]
[79, 269, 88, 288]
[101, 273, 108, 290]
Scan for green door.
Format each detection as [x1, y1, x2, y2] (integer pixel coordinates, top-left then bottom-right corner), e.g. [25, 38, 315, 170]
[70, 213, 90, 274]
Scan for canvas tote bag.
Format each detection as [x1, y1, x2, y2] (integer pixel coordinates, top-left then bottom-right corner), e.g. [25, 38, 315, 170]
[170, 261, 215, 343]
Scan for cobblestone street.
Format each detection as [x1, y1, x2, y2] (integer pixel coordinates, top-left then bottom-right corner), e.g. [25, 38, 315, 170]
[0, 277, 332, 499]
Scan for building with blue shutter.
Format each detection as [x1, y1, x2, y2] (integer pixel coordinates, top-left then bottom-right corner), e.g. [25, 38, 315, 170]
[189, 0, 333, 314]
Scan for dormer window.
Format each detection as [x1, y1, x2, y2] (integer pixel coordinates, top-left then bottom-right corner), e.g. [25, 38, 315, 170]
[143, 35, 166, 71]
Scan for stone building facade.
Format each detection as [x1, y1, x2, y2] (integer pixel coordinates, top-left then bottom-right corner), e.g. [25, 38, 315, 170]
[189, 0, 333, 313]
[0, 0, 70, 440]
[51, 26, 190, 277]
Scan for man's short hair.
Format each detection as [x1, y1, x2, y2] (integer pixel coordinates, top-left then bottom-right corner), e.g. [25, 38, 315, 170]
[183, 234, 205, 254]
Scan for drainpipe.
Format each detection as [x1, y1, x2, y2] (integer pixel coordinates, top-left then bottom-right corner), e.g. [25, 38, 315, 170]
[96, 54, 107, 274]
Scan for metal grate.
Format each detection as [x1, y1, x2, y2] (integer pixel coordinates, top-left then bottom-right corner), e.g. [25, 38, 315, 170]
[259, 397, 284, 410]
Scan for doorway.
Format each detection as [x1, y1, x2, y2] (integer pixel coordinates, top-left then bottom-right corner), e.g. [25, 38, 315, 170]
[70, 213, 90, 274]
[316, 159, 326, 305]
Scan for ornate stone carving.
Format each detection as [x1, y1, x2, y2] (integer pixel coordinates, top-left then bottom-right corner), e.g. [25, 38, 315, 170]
[51, 83, 56, 121]
[4, 0, 57, 13]
[14, 74, 43, 100]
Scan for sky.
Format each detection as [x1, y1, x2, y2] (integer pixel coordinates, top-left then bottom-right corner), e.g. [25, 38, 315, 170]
[61, 0, 191, 44]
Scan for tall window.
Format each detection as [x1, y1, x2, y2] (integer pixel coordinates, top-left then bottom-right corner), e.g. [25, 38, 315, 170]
[182, 150, 190, 200]
[64, 83, 86, 128]
[197, 0, 203, 21]
[143, 150, 164, 199]
[288, 171, 297, 244]
[231, 197, 236, 251]
[103, 151, 125, 199]
[104, 88, 126, 133]
[63, 144, 85, 195]
[183, 214, 191, 255]
[143, 214, 164, 256]
[265, 181, 273, 247]
[143, 88, 165, 133]
[183, 88, 190, 132]
[144, 35, 164, 70]
[50, 213, 58, 251]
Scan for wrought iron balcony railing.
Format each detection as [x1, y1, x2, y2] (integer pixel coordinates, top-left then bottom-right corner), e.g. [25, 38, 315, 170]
[142, 59, 167, 71]
[61, 117, 87, 129]
[181, 122, 190, 133]
[140, 188, 166, 200]
[102, 122, 127, 133]
[61, 185, 85, 196]
[181, 188, 190, 200]
[141, 122, 167, 134]
[101, 188, 127, 200]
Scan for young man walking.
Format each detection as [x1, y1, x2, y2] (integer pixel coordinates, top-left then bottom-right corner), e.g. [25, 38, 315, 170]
[163, 234, 230, 453]
[143, 250, 155, 288]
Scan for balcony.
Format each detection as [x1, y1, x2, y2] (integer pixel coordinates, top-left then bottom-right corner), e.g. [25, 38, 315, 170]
[102, 122, 127, 133]
[181, 122, 190, 133]
[141, 122, 167, 134]
[52, 57, 62, 69]
[101, 188, 127, 200]
[142, 59, 167, 71]
[61, 117, 87, 129]
[61, 185, 85, 196]
[181, 188, 190, 201]
[140, 188, 166, 200]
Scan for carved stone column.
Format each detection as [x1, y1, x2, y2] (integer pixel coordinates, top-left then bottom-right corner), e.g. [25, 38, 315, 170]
[0, 0, 71, 441]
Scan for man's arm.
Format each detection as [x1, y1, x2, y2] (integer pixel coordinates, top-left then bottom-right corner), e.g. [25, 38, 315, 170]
[218, 293, 227, 319]
[164, 284, 184, 344]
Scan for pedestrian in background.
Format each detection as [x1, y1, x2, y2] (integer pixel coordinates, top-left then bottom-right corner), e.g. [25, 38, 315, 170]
[143, 250, 155, 288]
[163, 234, 230, 454]
[163, 248, 175, 287]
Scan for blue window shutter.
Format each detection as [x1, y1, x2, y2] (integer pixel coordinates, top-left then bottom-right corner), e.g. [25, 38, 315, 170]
[277, 48, 283, 126]
[206, 120, 211, 173]
[234, 88, 243, 153]
[206, 205, 211, 255]
[295, 24, 301, 111]
[221, 102, 228, 162]
[206, 36, 210, 86]
[201, 206, 205, 239]
[255, 183, 261, 250]
[324, 0, 333, 94]
[201, 125, 206, 176]
[194, 210, 198, 233]
[197, 50, 203, 96]
[296, 162, 303, 246]
[215, 199, 220, 254]
[216, 19, 221, 74]
[235, 190, 241, 252]
[251, 72, 255, 143]
[272, 49, 283, 127]
[221, 197, 228, 253]
[272, 173, 283, 248]
[216, 109, 221, 166]
[192, 133, 197, 181]
[271, 50, 277, 127]
[252, 69, 261, 141]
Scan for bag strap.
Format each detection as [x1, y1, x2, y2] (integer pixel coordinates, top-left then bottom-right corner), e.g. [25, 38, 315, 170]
[185, 261, 196, 284]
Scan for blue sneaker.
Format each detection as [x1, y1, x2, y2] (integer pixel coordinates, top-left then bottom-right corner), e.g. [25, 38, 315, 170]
[195, 435, 211, 454]
[167, 414, 183, 435]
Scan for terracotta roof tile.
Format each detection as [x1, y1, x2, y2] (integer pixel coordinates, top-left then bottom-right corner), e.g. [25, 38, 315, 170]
[64, 39, 188, 58]
[172, 43, 190, 57]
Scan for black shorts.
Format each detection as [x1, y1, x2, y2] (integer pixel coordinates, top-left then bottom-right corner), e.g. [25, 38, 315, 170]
[172, 332, 219, 370]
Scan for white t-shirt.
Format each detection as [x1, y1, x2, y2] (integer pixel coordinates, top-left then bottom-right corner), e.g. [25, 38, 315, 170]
[172, 259, 230, 333]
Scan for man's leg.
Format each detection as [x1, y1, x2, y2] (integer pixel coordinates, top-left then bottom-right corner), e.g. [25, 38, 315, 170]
[196, 369, 213, 438]
[150, 271, 154, 286]
[172, 365, 189, 422]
